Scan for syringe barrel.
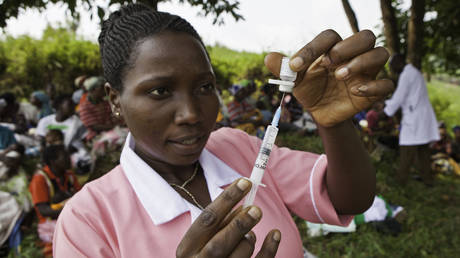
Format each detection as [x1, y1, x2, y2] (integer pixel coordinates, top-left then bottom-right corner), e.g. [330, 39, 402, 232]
[250, 125, 278, 182]
[244, 125, 279, 207]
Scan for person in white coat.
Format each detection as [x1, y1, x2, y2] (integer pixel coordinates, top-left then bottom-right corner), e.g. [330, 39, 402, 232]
[384, 54, 439, 185]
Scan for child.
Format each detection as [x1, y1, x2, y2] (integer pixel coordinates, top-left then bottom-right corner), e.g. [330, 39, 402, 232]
[29, 144, 80, 256]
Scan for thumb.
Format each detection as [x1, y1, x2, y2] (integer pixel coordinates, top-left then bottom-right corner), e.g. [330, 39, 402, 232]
[264, 52, 285, 78]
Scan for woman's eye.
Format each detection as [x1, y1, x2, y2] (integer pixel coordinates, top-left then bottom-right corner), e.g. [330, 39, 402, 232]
[199, 83, 215, 94]
[150, 87, 171, 97]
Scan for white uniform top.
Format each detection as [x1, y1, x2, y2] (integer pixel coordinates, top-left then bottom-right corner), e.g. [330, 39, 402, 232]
[384, 64, 440, 146]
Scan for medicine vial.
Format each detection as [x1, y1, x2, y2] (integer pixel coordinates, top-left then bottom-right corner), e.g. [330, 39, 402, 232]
[268, 57, 297, 92]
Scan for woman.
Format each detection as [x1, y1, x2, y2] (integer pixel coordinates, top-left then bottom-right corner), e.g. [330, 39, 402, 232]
[53, 4, 393, 257]
[30, 91, 54, 120]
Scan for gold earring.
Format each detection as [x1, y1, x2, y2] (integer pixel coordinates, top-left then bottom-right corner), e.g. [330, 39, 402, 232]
[114, 111, 120, 117]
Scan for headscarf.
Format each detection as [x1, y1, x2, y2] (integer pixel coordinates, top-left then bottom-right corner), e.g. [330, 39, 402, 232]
[31, 91, 53, 119]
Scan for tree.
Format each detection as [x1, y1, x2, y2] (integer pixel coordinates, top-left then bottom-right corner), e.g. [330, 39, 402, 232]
[341, 0, 359, 33]
[379, 0, 400, 55]
[407, 0, 425, 69]
[0, 0, 244, 28]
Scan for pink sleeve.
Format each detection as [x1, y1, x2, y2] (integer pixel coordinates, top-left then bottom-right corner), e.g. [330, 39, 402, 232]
[214, 128, 353, 226]
[53, 200, 115, 257]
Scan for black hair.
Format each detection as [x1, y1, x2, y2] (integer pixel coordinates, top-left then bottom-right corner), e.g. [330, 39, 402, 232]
[0, 92, 16, 106]
[98, 3, 207, 91]
[52, 94, 73, 110]
[42, 144, 66, 166]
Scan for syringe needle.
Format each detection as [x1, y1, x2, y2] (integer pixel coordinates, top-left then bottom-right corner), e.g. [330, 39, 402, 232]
[280, 92, 286, 107]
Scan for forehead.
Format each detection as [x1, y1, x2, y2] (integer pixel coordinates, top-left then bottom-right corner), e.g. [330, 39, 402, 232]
[126, 31, 212, 81]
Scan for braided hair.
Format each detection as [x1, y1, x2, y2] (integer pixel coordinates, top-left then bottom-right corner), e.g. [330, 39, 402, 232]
[98, 3, 207, 91]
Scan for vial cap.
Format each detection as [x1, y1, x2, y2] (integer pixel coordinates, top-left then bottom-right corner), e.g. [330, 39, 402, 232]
[280, 57, 297, 82]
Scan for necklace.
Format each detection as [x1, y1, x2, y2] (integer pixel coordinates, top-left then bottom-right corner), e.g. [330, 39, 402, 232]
[169, 162, 204, 210]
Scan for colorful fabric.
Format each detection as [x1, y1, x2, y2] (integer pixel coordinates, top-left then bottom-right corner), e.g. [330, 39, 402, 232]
[0, 169, 31, 212]
[79, 98, 114, 140]
[53, 127, 352, 257]
[29, 166, 81, 223]
[227, 99, 255, 122]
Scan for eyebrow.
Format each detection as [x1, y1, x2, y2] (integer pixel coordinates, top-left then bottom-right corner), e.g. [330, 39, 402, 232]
[137, 71, 215, 85]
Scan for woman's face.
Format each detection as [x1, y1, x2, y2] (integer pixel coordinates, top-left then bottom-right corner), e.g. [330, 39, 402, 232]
[112, 32, 219, 166]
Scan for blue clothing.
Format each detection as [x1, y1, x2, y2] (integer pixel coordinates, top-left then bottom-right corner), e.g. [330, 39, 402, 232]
[31, 91, 53, 119]
[0, 125, 16, 149]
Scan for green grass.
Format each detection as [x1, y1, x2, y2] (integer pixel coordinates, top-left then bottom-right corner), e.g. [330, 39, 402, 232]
[427, 80, 460, 131]
[282, 137, 460, 258]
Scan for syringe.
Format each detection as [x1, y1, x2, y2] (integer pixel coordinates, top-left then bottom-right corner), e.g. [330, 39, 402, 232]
[243, 105, 282, 208]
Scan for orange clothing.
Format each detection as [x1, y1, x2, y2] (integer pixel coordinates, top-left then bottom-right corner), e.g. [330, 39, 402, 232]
[29, 166, 81, 223]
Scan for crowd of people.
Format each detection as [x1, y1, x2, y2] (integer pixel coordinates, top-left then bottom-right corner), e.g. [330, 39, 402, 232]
[0, 3, 458, 257]
[0, 76, 128, 256]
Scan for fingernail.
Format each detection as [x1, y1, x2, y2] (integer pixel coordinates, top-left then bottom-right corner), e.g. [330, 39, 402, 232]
[320, 55, 331, 66]
[237, 178, 250, 191]
[290, 57, 304, 70]
[248, 206, 261, 220]
[273, 231, 281, 241]
[358, 85, 368, 92]
[245, 233, 254, 241]
[336, 67, 349, 79]
[351, 87, 360, 95]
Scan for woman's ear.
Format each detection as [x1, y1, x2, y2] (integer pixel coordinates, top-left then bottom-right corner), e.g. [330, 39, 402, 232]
[105, 82, 122, 117]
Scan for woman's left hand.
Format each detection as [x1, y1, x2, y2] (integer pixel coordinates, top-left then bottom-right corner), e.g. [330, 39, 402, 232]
[265, 30, 394, 127]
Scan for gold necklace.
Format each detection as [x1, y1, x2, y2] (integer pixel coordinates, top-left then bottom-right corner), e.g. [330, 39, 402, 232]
[169, 162, 204, 210]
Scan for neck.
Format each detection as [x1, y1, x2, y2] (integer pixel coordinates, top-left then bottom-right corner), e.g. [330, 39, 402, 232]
[134, 148, 197, 184]
[55, 112, 69, 122]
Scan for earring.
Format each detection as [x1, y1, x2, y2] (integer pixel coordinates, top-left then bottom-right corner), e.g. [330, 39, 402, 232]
[114, 111, 120, 117]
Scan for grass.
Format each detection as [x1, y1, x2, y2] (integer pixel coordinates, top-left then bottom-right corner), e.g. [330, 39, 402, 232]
[278, 134, 460, 258]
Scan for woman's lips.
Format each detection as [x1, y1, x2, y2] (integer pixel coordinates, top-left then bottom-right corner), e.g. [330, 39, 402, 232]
[168, 135, 206, 155]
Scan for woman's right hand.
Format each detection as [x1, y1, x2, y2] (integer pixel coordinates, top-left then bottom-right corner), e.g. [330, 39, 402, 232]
[176, 178, 281, 258]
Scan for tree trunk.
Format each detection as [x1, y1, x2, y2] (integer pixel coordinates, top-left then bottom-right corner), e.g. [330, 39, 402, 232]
[407, 0, 425, 70]
[341, 0, 359, 33]
[379, 0, 400, 55]
[138, 0, 159, 10]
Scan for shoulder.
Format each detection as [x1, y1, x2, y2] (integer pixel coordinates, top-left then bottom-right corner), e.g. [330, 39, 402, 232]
[207, 127, 258, 150]
[64, 165, 131, 213]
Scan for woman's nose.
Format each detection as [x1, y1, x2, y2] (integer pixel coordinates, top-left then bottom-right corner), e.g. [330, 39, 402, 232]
[174, 96, 201, 125]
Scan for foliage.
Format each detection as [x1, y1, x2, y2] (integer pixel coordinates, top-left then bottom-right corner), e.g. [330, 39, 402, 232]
[378, 0, 460, 75]
[207, 44, 270, 88]
[0, 0, 243, 28]
[427, 80, 460, 130]
[0, 26, 101, 97]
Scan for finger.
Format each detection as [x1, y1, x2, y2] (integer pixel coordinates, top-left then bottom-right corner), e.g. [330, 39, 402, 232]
[176, 178, 252, 256]
[264, 52, 285, 78]
[255, 230, 281, 258]
[321, 29, 376, 67]
[228, 231, 257, 258]
[350, 79, 395, 98]
[289, 29, 342, 72]
[199, 206, 262, 257]
[220, 206, 243, 228]
[335, 47, 390, 80]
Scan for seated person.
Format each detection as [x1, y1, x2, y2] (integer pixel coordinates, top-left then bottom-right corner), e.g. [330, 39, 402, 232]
[79, 76, 117, 141]
[430, 123, 459, 175]
[29, 145, 81, 256]
[45, 129, 64, 146]
[0, 125, 17, 151]
[226, 82, 263, 134]
[0, 93, 28, 134]
[30, 91, 54, 121]
[35, 95, 91, 174]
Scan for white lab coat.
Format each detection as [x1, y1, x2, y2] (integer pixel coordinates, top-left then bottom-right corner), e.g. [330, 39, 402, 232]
[384, 64, 440, 146]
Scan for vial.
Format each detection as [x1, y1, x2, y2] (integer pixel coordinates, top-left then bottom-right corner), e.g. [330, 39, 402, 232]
[268, 57, 297, 92]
